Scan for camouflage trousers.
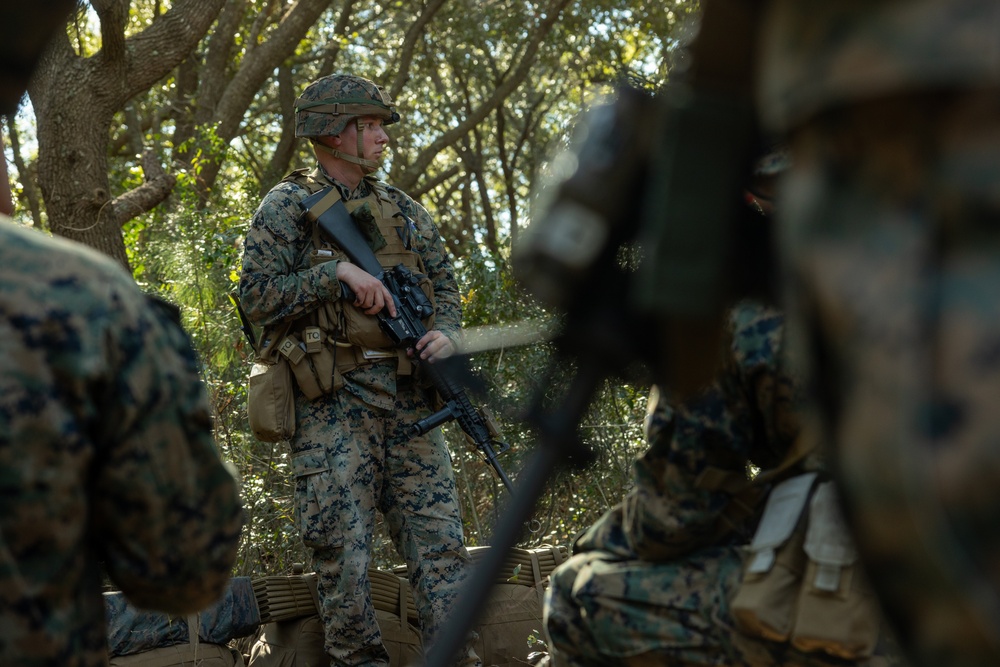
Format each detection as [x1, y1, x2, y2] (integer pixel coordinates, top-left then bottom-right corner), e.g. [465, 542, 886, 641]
[290, 378, 479, 667]
[542, 546, 892, 667]
[780, 88, 1000, 667]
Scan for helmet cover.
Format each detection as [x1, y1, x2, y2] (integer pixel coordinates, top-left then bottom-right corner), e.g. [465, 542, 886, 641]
[294, 74, 399, 138]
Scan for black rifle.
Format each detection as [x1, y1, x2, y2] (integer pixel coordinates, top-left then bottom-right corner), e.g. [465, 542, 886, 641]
[301, 188, 514, 493]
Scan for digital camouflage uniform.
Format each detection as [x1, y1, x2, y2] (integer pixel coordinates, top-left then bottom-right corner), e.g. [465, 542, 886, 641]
[239, 159, 477, 664]
[0, 220, 244, 667]
[543, 301, 897, 667]
[754, 2, 1000, 665]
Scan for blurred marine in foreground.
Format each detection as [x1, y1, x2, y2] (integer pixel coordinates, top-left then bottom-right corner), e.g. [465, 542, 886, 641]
[539, 154, 900, 667]
[0, 3, 244, 665]
[519, 2, 1000, 667]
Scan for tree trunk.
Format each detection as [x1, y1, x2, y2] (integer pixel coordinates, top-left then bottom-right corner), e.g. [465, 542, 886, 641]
[29, 0, 227, 270]
[33, 50, 128, 264]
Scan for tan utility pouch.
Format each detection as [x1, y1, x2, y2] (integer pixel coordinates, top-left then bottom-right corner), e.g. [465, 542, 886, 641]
[302, 325, 337, 395]
[248, 357, 296, 443]
[732, 473, 878, 660]
[339, 300, 394, 349]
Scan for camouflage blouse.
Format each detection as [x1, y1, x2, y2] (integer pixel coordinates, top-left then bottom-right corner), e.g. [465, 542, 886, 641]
[0, 220, 243, 667]
[757, 0, 1000, 130]
[239, 166, 461, 342]
[575, 301, 800, 560]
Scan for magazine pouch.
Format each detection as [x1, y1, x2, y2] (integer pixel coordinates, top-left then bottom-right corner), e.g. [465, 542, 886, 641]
[278, 334, 324, 400]
[731, 472, 818, 641]
[790, 481, 879, 659]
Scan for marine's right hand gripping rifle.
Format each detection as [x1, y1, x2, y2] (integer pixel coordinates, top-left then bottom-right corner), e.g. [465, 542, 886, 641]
[301, 190, 515, 493]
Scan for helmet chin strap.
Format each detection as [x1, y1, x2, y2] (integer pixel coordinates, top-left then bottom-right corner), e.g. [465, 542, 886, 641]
[312, 118, 379, 174]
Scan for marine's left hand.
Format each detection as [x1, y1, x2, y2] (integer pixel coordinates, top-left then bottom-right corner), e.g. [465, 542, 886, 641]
[413, 330, 455, 363]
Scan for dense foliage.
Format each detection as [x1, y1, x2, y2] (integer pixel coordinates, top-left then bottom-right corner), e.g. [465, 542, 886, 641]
[6, 0, 699, 576]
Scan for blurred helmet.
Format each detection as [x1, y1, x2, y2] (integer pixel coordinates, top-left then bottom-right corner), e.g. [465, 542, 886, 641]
[294, 74, 399, 139]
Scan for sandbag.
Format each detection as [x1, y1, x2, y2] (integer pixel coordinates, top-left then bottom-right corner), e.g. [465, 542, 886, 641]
[248, 547, 569, 667]
[368, 568, 423, 667]
[473, 583, 545, 667]
[248, 569, 421, 667]
[393, 545, 568, 667]
[247, 612, 421, 667]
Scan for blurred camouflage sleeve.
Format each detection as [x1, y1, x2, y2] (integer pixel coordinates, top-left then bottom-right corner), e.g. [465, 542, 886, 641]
[239, 181, 344, 328]
[622, 302, 795, 561]
[388, 186, 463, 344]
[94, 289, 244, 614]
[572, 502, 635, 558]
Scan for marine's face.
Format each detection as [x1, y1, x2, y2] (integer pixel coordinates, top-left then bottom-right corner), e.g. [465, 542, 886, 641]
[339, 115, 389, 164]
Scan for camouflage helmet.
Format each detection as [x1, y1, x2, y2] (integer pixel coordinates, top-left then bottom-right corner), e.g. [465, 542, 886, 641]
[294, 74, 399, 138]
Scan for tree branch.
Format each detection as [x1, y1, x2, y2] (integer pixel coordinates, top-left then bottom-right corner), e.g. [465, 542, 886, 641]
[386, 0, 448, 99]
[117, 0, 228, 104]
[188, 0, 334, 196]
[467, 128, 498, 253]
[111, 105, 172, 157]
[197, 0, 248, 126]
[319, 0, 359, 74]
[91, 0, 129, 64]
[214, 0, 334, 140]
[259, 64, 299, 194]
[409, 164, 461, 200]
[109, 149, 176, 228]
[5, 118, 43, 228]
[396, 0, 572, 191]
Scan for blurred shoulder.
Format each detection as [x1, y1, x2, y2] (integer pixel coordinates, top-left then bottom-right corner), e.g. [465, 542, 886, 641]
[0, 219, 175, 331]
[0, 219, 139, 294]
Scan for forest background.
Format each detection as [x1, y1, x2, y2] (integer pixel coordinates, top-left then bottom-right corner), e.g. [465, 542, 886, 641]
[7, 0, 698, 576]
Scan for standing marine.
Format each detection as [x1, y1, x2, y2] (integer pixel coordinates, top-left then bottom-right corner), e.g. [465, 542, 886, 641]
[238, 73, 481, 667]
